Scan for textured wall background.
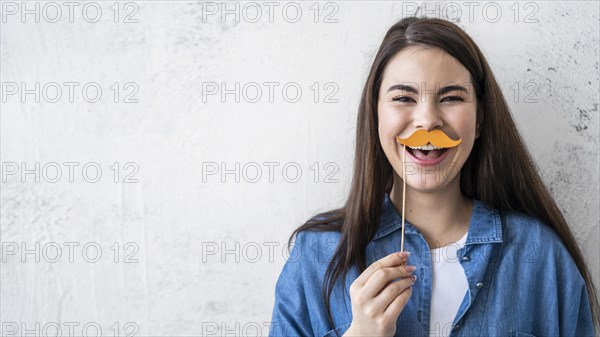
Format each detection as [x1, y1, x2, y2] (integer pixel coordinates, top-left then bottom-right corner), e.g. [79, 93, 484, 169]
[1, 1, 598, 336]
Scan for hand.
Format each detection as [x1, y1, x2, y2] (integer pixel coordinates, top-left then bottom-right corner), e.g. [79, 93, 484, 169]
[343, 251, 416, 337]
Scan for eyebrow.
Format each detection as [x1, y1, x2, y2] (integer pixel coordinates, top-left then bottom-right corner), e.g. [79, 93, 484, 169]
[386, 84, 468, 96]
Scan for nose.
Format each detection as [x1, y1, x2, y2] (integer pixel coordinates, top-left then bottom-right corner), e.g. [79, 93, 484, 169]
[412, 100, 444, 131]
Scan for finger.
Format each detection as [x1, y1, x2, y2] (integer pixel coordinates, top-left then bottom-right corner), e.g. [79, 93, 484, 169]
[362, 264, 416, 299]
[355, 251, 410, 287]
[383, 284, 413, 320]
[372, 276, 415, 313]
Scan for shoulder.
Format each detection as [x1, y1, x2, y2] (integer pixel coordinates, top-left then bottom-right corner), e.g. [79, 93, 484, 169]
[290, 228, 342, 268]
[272, 227, 342, 304]
[271, 225, 349, 337]
[290, 212, 344, 260]
[501, 208, 560, 245]
[491, 207, 595, 335]
[499, 207, 583, 282]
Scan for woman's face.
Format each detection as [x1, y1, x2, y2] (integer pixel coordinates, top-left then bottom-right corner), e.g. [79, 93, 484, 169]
[377, 46, 480, 192]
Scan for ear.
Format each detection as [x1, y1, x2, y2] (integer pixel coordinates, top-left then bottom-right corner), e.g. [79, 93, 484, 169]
[475, 122, 481, 139]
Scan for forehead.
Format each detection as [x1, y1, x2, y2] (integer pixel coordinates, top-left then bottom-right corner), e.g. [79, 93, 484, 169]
[381, 46, 471, 86]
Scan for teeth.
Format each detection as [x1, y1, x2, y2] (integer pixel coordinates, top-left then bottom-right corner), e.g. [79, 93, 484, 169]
[407, 143, 443, 150]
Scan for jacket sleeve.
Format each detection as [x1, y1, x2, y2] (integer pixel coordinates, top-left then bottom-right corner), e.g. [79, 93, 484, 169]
[552, 235, 596, 337]
[269, 231, 314, 337]
[563, 280, 596, 337]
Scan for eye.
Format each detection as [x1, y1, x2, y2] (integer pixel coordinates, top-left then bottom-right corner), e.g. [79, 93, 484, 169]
[392, 96, 415, 103]
[441, 96, 464, 102]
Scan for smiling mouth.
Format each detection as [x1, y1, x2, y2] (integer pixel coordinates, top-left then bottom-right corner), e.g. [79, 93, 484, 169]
[405, 144, 450, 160]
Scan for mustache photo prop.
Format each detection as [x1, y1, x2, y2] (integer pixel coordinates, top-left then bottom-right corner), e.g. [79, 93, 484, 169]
[394, 129, 463, 255]
[396, 129, 462, 148]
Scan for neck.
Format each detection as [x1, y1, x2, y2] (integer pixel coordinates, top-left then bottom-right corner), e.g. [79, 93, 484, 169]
[389, 173, 473, 249]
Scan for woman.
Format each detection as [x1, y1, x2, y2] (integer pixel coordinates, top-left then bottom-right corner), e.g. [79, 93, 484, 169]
[269, 16, 598, 337]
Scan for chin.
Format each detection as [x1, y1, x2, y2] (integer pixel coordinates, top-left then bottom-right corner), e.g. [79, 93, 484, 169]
[407, 177, 458, 192]
[394, 161, 462, 191]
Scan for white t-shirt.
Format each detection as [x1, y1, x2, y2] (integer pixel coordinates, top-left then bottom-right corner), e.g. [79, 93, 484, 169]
[429, 231, 469, 337]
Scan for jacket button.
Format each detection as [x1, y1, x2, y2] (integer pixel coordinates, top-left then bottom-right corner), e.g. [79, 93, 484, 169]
[453, 324, 461, 330]
[476, 282, 484, 288]
[462, 256, 470, 262]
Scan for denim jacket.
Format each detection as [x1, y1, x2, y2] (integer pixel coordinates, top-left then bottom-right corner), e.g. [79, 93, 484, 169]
[269, 193, 595, 337]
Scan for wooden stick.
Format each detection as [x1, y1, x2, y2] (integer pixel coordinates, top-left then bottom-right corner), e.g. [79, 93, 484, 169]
[400, 144, 407, 256]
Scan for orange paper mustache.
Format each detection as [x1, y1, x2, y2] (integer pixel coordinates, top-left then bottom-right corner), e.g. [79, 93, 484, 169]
[396, 129, 462, 148]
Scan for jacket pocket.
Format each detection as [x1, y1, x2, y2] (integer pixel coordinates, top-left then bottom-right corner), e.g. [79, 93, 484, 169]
[514, 332, 536, 337]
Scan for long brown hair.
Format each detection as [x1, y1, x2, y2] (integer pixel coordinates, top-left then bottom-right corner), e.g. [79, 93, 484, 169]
[290, 16, 599, 331]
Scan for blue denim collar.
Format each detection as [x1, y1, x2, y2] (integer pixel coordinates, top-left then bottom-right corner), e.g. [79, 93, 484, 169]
[373, 192, 502, 244]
